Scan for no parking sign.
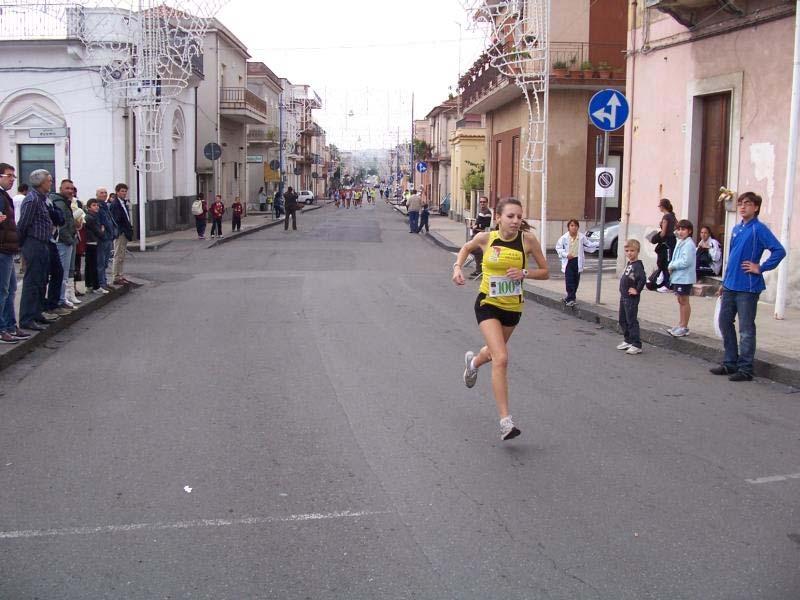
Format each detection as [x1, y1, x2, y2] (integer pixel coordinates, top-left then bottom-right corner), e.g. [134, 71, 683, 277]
[595, 167, 617, 198]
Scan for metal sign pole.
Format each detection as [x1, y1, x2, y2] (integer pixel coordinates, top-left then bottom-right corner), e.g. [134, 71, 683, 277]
[595, 130, 610, 304]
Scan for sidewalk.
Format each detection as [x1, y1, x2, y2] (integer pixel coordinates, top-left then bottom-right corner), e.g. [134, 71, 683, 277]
[419, 211, 800, 388]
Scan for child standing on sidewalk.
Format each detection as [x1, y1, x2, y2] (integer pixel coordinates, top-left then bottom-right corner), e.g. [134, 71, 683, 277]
[231, 197, 243, 232]
[667, 219, 697, 337]
[418, 201, 430, 233]
[210, 195, 225, 238]
[555, 219, 599, 307]
[617, 239, 646, 355]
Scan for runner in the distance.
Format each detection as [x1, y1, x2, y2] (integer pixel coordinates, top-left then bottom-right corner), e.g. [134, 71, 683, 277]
[452, 197, 549, 440]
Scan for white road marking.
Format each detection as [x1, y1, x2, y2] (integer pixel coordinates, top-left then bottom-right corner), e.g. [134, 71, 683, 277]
[746, 472, 800, 484]
[0, 510, 388, 540]
[183, 486, 192, 493]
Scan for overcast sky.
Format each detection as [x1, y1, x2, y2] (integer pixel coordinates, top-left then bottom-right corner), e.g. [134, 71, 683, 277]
[216, 0, 485, 151]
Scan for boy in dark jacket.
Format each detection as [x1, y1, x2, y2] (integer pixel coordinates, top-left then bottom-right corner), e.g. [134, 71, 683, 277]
[617, 239, 646, 355]
[84, 199, 106, 293]
[210, 195, 225, 238]
[231, 196, 243, 232]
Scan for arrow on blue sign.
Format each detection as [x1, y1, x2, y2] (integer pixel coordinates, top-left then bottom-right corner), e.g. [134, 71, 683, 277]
[416, 161, 428, 174]
[588, 89, 630, 132]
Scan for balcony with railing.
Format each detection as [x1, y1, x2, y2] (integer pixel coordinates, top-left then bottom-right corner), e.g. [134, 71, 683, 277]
[219, 87, 268, 125]
[247, 126, 279, 144]
[460, 42, 626, 114]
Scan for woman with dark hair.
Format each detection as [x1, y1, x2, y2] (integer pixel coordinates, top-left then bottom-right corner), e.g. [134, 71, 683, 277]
[696, 225, 722, 277]
[650, 198, 677, 291]
[452, 198, 549, 441]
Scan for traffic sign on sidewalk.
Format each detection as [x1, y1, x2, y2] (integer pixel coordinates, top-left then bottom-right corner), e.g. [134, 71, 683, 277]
[595, 167, 617, 198]
[203, 142, 222, 161]
[416, 161, 428, 174]
[588, 89, 629, 132]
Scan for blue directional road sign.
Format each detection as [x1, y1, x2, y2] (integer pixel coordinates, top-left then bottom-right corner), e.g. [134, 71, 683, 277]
[588, 89, 630, 132]
[203, 142, 222, 161]
[416, 161, 428, 174]
[397, 172, 403, 180]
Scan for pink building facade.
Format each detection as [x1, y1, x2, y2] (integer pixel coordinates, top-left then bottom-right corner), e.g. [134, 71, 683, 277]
[621, 1, 798, 306]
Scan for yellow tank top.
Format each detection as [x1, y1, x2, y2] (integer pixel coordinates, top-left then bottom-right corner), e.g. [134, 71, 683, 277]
[479, 230, 527, 312]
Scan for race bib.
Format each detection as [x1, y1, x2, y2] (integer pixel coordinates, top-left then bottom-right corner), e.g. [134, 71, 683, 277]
[489, 276, 522, 298]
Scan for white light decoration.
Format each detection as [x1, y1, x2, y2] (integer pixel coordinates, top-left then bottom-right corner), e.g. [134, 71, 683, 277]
[4, 1, 227, 173]
[460, 0, 549, 173]
[4, 1, 228, 250]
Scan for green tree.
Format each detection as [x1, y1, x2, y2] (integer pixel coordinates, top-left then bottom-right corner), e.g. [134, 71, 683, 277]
[413, 138, 432, 161]
[462, 160, 485, 195]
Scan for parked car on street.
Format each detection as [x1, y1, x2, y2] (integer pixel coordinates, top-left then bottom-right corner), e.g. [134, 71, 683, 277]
[298, 190, 314, 204]
[586, 220, 620, 256]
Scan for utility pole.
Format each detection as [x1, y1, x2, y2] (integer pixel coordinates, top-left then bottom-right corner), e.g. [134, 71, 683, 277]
[410, 92, 414, 190]
[279, 91, 284, 196]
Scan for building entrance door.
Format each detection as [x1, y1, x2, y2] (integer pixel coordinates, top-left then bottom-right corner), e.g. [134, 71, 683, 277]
[698, 92, 730, 250]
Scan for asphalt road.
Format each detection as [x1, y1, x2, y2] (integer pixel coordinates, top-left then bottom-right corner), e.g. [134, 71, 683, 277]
[1, 203, 799, 599]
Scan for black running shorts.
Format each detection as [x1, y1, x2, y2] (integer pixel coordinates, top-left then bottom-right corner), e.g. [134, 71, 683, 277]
[474, 293, 522, 327]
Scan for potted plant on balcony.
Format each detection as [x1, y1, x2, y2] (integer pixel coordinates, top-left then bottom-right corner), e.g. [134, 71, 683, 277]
[568, 55, 580, 78]
[552, 60, 568, 78]
[580, 60, 595, 79]
[597, 61, 612, 79]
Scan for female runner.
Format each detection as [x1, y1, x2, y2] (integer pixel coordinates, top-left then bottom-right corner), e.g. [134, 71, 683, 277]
[452, 198, 549, 440]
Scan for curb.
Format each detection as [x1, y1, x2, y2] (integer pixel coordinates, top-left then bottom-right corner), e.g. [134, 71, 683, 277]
[128, 239, 173, 252]
[0, 283, 133, 375]
[207, 204, 325, 248]
[521, 283, 800, 388]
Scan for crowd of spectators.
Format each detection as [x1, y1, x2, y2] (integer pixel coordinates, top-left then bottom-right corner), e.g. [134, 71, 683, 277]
[0, 164, 133, 343]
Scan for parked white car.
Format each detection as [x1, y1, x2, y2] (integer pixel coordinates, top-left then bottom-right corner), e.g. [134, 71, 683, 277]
[586, 220, 620, 256]
[298, 190, 314, 204]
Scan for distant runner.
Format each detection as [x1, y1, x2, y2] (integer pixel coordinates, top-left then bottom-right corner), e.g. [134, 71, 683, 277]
[452, 197, 549, 440]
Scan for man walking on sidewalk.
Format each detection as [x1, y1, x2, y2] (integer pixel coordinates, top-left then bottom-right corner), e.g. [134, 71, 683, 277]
[110, 183, 133, 284]
[283, 186, 300, 231]
[710, 192, 785, 382]
[407, 189, 421, 233]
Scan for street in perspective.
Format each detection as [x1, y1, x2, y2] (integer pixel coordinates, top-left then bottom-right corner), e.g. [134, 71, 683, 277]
[1, 1, 800, 599]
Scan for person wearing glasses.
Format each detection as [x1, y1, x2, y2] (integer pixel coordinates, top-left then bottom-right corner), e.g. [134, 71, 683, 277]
[0, 164, 31, 343]
[710, 192, 785, 381]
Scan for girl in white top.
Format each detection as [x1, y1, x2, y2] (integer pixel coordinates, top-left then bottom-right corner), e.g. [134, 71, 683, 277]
[555, 219, 599, 306]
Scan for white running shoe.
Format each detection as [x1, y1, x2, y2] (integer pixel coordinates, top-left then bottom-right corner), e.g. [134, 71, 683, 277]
[670, 327, 690, 337]
[66, 291, 81, 305]
[625, 346, 643, 355]
[616, 341, 631, 350]
[463, 351, 478, 388]
[500, 416, 521, 440]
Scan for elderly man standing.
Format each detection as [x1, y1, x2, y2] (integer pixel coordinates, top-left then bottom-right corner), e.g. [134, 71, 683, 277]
[110, 183, 132, 284]
[17, 169, 58, 330]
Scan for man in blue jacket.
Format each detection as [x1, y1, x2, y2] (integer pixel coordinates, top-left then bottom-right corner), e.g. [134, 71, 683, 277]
[711, 192, 786, 381]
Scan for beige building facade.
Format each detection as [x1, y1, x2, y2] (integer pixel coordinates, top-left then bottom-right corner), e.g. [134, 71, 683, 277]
[449, 115, 486, 221]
